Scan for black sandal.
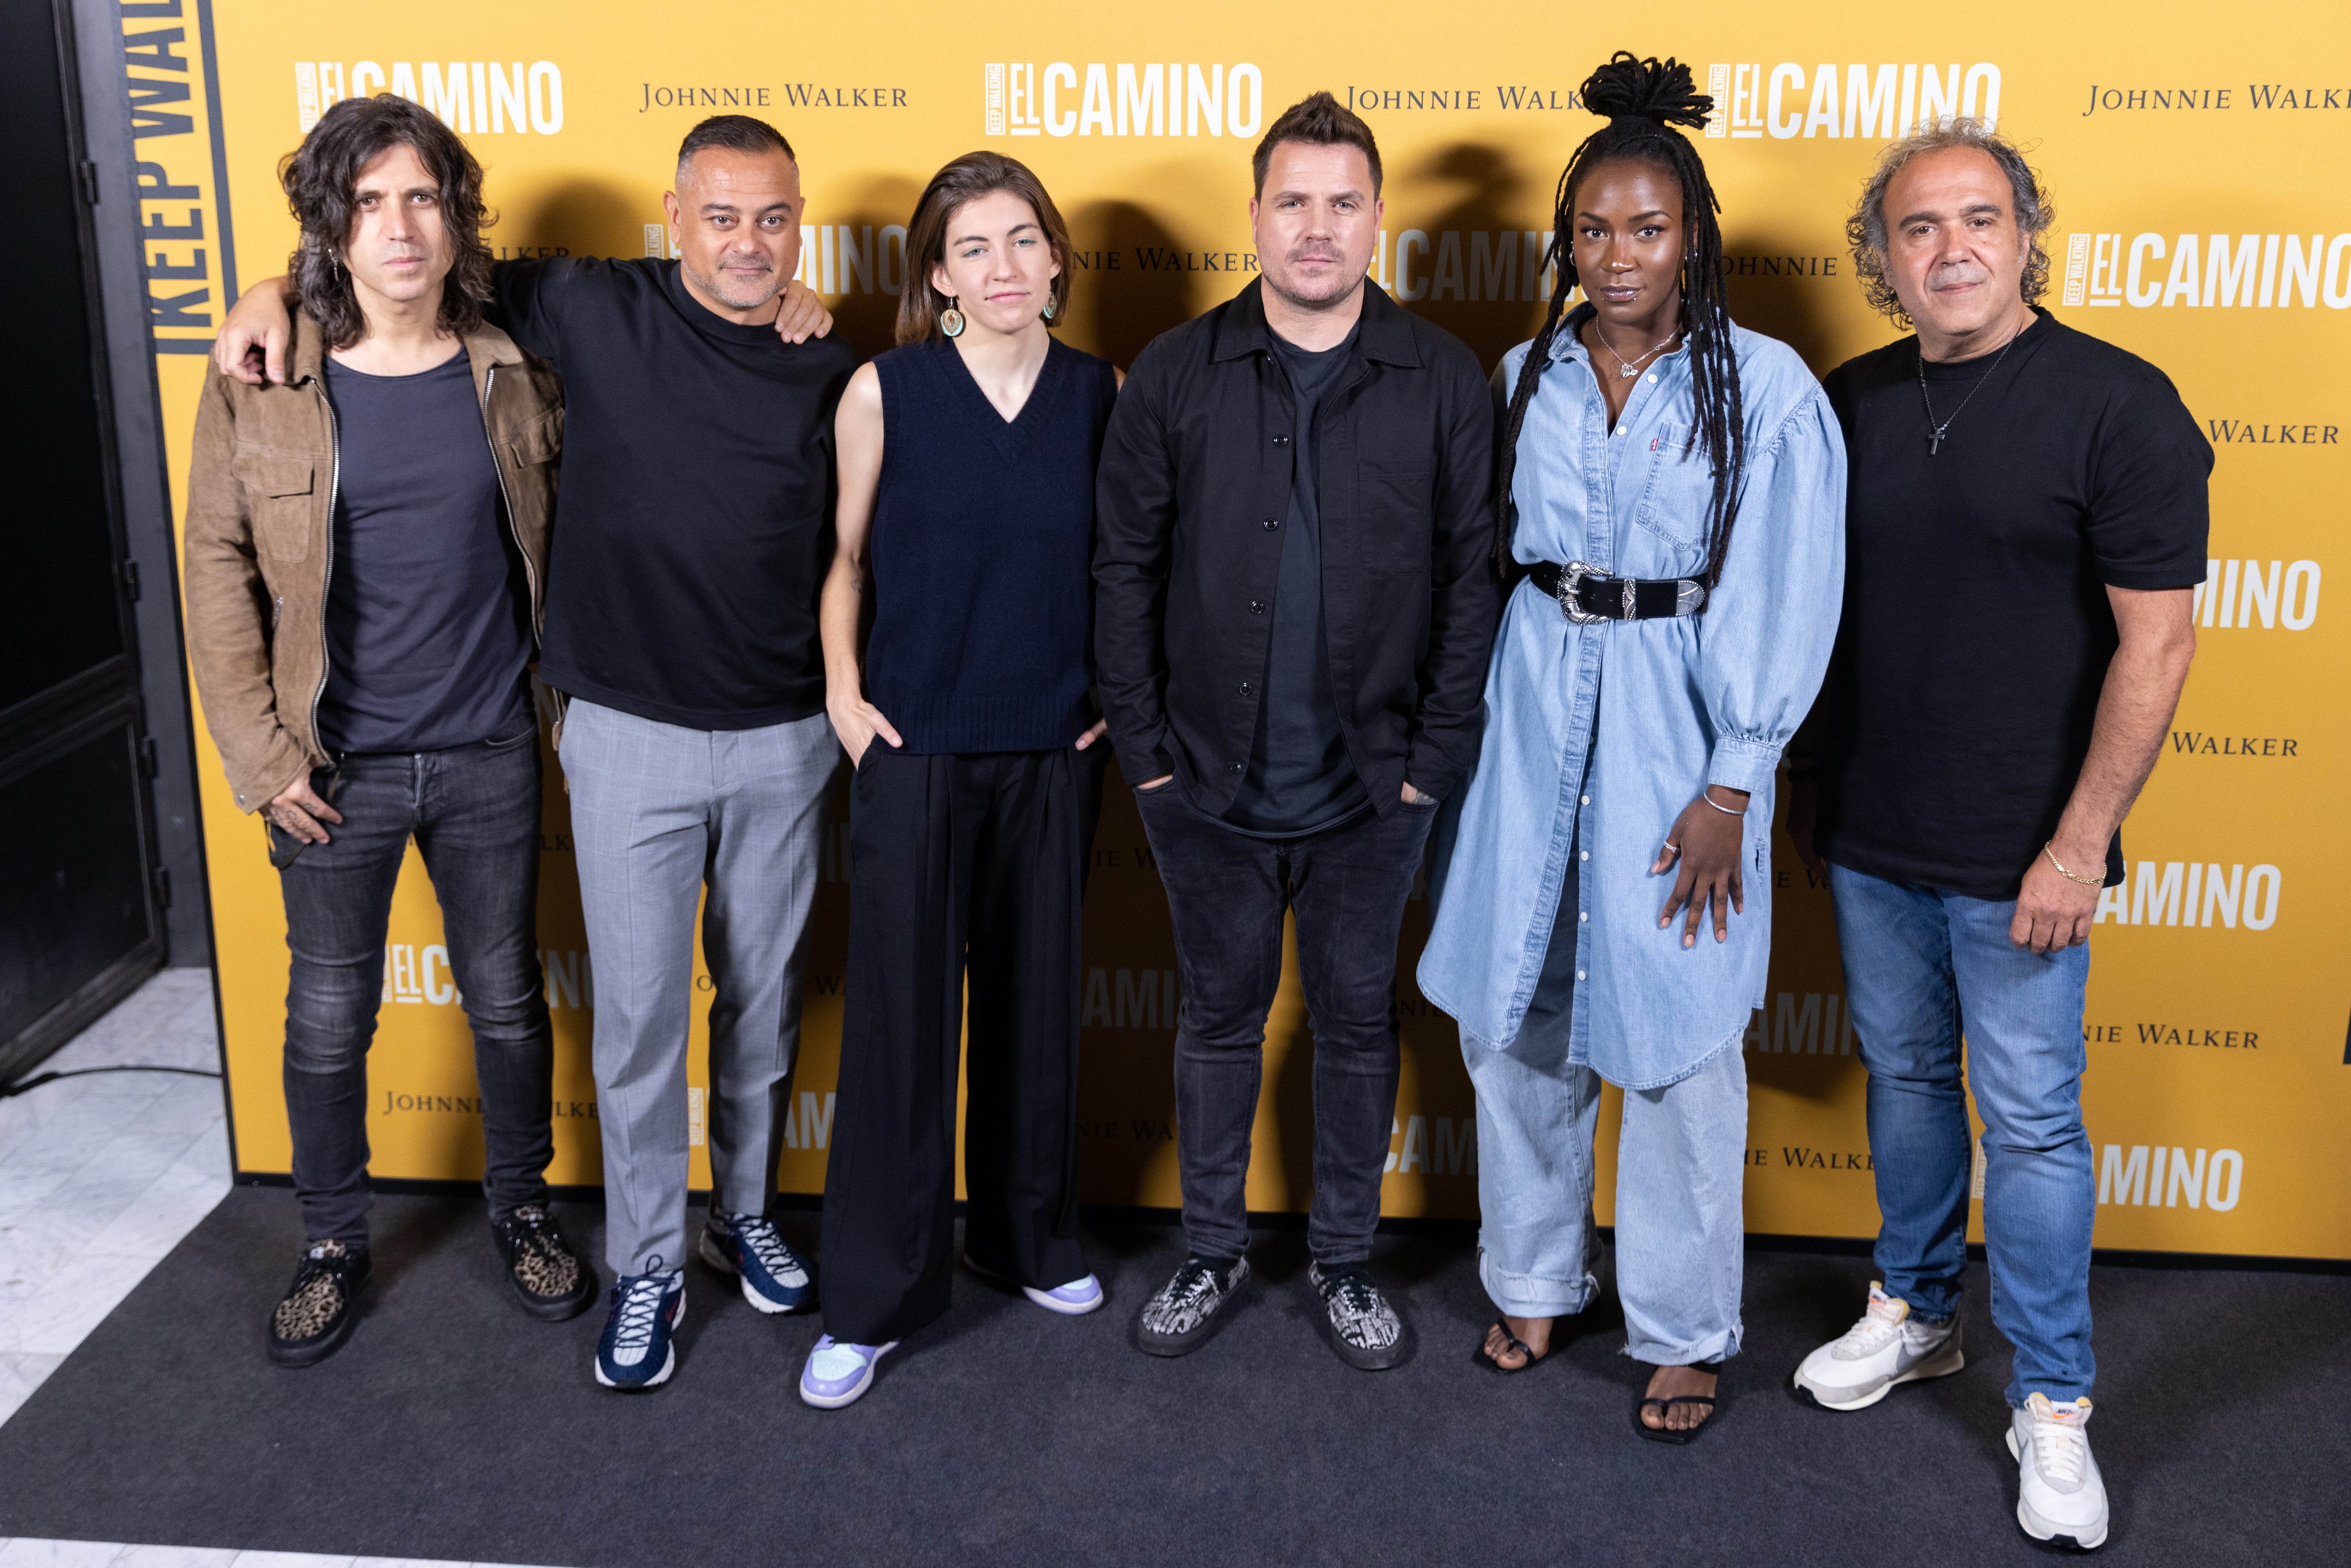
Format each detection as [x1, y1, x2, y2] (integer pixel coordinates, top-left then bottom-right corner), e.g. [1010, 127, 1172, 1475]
[1633, 1374, 1722, 1445]
[1474, 1319, 1551, 1374]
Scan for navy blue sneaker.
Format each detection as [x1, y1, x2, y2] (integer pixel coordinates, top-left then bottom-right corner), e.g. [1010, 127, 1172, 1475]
[594, 1267, 684, 1390]
[699, 1210, 812, 1314]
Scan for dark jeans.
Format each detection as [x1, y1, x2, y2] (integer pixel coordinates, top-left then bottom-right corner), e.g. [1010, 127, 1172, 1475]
[1136, 788, 1438, 1265]
[276, 726, 552, 1243]
[821, 745, 1104, 1344]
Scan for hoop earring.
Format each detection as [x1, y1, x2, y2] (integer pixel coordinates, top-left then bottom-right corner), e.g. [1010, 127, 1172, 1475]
[940, 299, 966, 338]
[1041, 293, 1057, 323]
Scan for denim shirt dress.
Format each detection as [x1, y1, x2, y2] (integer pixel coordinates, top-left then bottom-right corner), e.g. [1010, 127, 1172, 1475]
[1417, 317, 1846, 1089]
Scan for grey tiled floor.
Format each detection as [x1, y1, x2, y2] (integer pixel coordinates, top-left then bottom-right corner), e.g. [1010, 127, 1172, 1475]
[0, 973, 555, 1568]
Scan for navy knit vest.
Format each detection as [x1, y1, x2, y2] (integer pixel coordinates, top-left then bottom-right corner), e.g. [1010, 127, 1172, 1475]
[866, 336, 1116, 753]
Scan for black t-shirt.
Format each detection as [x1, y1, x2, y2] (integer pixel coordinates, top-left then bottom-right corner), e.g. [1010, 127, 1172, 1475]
[316, 349, 531, 754]
[1815, 309, 2210, 898]
[491, 258, 858, 730]
[1215, 325, 1371, 835]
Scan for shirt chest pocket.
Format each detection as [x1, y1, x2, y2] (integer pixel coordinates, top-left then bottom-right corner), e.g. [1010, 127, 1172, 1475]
[503, 408, 563, 501]
[230, 450, 317, 563]
[1630, 423, 1714, 567]
[1357, 458, 1435, 572]
[504, 407, 561, 469]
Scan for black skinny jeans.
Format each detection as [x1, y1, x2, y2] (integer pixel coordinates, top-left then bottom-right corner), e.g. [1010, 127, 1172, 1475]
[1135, 787, 1437, 1265]
[276, 728, 552, 1243]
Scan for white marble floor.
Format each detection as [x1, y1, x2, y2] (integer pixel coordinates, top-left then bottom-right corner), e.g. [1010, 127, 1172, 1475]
[0, 970, 230, 1424]
[0, 974, 563, 1568]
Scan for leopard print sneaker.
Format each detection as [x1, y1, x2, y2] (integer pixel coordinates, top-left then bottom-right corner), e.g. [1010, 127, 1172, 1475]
[493, 1205, 596, 1321]
[268, 1238, 371, 1367]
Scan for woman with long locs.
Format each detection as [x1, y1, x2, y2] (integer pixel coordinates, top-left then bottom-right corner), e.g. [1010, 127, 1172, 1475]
[801, 151, 1122, 1410]
[1416, 54, 1846, 1442]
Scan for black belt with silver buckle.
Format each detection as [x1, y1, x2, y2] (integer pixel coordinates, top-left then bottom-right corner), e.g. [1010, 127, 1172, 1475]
[1529, 560, 1707, 624]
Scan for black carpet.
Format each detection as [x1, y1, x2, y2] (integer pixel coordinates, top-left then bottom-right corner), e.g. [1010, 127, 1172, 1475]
[2, 1190, 2340, 1567]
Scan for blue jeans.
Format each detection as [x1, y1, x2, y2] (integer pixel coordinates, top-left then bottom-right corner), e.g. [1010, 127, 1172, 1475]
[1830, 862, 2095, 1407]
[276, 725, 552, 1243]
[1460, 855, 1748, 1367]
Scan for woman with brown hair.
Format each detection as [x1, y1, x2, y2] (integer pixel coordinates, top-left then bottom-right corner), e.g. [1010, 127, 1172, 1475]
[801, 152, 1121, 1409]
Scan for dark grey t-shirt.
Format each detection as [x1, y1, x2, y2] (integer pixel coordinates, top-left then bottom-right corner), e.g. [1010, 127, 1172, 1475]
[1218, 325, 1370, 835]
[316, 349, 533, 755]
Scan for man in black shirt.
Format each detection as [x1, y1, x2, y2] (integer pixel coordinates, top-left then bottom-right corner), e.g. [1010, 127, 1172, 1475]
[1096, 94, 1498, 1370]
[1787, 122, 2204, 1552]
[217, 116, 848, 1392]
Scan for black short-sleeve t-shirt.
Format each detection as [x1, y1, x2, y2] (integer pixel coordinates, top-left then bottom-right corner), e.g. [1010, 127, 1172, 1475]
[490, 257, 858, 730]
[1815, 309, 2211, 898]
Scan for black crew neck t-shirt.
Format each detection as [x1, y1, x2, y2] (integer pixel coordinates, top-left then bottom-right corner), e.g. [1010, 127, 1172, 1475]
[490, 258, 858, 730]
[1215, 324, 1371, 836]
[1815, 309, 2210, 898]
[316, 349, 532, 755]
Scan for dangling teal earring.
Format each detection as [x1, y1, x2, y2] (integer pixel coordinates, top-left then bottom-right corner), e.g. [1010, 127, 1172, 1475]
[1041, 292, 1057, 323]
[940, 297, 966, 338]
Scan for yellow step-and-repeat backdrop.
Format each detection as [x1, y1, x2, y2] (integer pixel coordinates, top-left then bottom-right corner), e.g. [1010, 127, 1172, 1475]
[122, 0, 2348, 1256]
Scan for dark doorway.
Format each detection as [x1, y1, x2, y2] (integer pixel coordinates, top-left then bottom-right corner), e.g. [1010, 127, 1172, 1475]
[0, 0, 168, 1083]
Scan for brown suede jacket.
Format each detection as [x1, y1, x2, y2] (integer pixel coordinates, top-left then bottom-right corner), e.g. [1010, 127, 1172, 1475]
[182, 311, 562, 812]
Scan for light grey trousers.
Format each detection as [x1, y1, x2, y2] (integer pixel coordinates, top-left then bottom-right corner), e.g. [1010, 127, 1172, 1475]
[561, 698, 837, 1276]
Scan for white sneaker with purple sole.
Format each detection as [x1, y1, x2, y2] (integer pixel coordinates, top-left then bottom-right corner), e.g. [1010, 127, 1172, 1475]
[799, 1335, 899, 1409]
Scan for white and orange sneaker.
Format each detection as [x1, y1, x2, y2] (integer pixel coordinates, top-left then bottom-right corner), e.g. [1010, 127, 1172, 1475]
[1791, 1282, 1964, 1411]
[2007, 1393, 2109, 1551]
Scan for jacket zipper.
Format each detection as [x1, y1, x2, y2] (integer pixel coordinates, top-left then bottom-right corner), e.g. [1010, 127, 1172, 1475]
[309, 374, 339, 754]
[480, 363, 542, 638]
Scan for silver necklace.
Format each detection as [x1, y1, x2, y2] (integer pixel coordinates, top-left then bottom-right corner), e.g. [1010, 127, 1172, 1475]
[1917, 327, 2024, 456]
[1594, 324, 1680, 379]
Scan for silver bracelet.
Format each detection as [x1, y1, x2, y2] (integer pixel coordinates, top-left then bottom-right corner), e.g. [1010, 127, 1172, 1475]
[1699, 788, 1746, 817]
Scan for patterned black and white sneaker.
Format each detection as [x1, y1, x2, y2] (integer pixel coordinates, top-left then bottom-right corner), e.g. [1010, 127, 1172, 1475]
[1310, 1261, 1409, 1371]
[1136, 1254, 1249, 1356]
[267, 1238, 371, 1368]
[492, 1205, 596, 1321]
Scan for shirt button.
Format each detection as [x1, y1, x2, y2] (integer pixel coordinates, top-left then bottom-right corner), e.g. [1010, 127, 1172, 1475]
[1580, 850, 1590, 861]
[1581, 794, 1590, 804]
[1273, 434, 1291, 446]
[1229, 762, 1244, 774]
[1249, 599, 1265, 613]
[1262, 518, 1281, 531]
[1647, 373, 1658, 383]
[1579, 911, 1588, 922]
[1576, 970, 1587, 981]
[1239, 682, 1254, 696]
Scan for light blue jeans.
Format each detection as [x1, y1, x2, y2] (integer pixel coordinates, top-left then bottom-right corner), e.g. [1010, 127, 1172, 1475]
[1830, 862, 2096, 1407]
[1460, 859, 1748, 1366]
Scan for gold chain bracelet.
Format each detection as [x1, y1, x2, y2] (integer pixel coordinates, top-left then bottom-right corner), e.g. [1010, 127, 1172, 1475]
[2042, 841, 2104, 888]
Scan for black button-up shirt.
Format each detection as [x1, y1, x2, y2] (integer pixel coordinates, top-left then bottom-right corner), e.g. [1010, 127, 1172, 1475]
[1094, 278, 1500, 819]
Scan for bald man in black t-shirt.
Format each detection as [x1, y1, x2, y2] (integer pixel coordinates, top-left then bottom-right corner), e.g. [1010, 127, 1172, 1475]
[1785, 123, 2205, 1555]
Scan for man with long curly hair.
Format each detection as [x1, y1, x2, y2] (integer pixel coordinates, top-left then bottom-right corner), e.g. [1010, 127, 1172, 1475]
[185, 94, 592, 1366]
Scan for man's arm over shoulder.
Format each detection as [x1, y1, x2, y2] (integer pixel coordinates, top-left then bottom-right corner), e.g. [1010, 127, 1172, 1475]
[181, 375, 309, 812]
[1407, 339, 1503, 801]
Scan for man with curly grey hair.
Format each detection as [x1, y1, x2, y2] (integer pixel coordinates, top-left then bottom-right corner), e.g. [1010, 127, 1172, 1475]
[1784, 119, 2208, 1551]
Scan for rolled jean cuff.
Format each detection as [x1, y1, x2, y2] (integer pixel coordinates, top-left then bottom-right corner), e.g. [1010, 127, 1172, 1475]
[1477, 1247, 1597, 1319]
[1624, 1320, 1743, 1368]
[2011, 1383, 2094, 1410]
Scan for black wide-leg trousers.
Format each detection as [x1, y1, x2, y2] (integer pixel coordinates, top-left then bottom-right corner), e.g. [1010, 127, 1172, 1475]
[819, 743, 1105, 1345]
